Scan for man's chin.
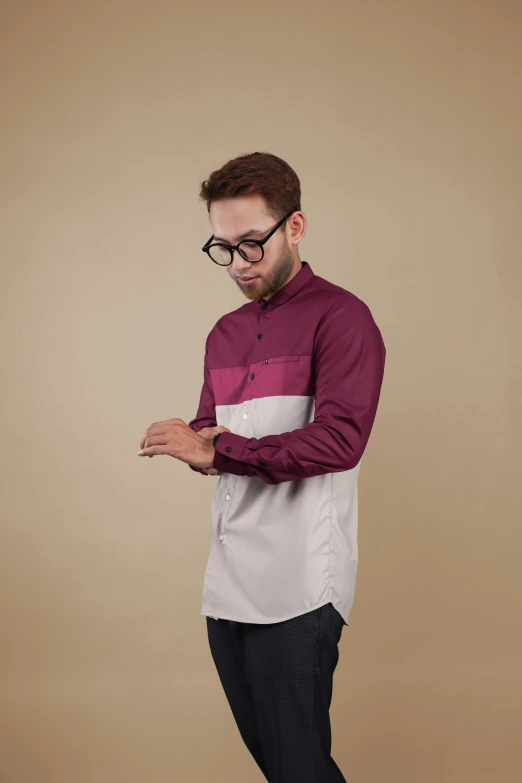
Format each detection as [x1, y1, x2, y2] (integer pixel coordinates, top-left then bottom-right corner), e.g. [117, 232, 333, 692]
[237, 281, 264, 300]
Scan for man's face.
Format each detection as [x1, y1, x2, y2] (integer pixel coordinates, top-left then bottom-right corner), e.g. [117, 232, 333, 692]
[208, 194, 298, 302]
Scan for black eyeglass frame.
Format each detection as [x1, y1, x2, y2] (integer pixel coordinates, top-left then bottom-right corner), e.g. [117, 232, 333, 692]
[201, 211, 295, 266]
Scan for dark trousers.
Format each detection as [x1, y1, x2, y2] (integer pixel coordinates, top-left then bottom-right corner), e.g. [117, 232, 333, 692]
[206, 602, 347, 782]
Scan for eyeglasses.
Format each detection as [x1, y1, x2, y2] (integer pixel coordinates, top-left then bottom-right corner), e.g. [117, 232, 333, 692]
[202, 211, 294, 266]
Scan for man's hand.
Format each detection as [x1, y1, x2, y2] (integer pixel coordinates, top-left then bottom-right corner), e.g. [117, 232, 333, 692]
[195, 425, 231, 475]
[137, 418, 217, 470]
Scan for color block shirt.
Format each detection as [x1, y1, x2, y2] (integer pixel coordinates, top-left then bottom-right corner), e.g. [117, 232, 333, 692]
[188, 261, 386, 625]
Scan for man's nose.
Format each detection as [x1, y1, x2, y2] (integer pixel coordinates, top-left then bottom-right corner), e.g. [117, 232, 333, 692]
[230, 250, 255, 274]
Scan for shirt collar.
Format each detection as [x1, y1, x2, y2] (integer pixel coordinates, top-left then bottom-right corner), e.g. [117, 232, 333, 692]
[259, 261, 314, 308]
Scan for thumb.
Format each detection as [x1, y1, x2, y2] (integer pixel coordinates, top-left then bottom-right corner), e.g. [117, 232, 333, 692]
[198, 425, 230, 440]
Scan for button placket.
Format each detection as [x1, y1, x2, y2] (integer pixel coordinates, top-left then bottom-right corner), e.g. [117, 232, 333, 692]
[218, 323, 262, 544]
[218, 467, 240, 542]
[218, 495, 228, 542]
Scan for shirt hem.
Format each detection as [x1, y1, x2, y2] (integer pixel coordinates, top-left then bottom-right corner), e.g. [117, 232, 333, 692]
[201, 599, 346, 625]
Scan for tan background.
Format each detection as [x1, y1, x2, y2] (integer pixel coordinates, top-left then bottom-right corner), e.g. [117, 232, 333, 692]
[1, 1, 521, 781]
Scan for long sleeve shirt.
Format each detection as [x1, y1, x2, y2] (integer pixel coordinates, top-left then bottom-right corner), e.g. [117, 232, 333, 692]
[188, 260, 386, 625]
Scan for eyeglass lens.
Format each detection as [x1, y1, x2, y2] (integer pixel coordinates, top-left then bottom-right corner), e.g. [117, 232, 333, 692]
[208, 241, 263, 265]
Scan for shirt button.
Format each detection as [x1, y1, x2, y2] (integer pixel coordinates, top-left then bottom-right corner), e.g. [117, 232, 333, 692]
[265, 359, 268, 364]
[225, 494, 231, 500]
[262, 303, 267, 310]
[225, 446, 232, 453]
[257, 333, 262, 339]
[219, 535, 224, 541]
[242, 413, 248, 419]
[250, 373, 254, 380]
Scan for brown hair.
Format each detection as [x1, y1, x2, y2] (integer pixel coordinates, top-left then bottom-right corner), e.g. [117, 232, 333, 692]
[199, 152, 301, 223]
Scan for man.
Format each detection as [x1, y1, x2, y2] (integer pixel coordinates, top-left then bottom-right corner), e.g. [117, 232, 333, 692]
[138, 152, 386, 782]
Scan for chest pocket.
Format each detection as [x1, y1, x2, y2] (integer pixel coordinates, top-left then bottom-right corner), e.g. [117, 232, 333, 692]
[265, 355, 300, 364]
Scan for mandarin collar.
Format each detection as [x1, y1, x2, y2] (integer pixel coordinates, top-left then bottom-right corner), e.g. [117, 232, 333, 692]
[258, 261, 314, 308]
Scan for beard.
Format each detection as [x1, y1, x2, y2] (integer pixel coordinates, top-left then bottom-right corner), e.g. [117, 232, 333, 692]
[235, 239, 295, 302]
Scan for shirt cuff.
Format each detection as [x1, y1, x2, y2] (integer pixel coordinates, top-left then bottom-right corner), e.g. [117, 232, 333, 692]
[213, 431, 253, 476]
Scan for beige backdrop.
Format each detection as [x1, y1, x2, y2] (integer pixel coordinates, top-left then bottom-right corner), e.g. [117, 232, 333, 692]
[1, 1, 521, 781]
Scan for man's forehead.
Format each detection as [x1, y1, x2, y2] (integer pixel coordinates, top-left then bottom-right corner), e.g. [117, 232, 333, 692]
[212, 226, 267, 242]
[210, 211, 272, 243]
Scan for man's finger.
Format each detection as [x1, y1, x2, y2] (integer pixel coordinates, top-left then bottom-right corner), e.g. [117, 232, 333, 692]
[137, 446, 167, 456]
[140, 419, 181, 448]
[199, 425, 231, 439]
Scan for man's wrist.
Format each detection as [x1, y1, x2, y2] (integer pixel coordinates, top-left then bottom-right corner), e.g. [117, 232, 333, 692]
[203, 442, 216, 469]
